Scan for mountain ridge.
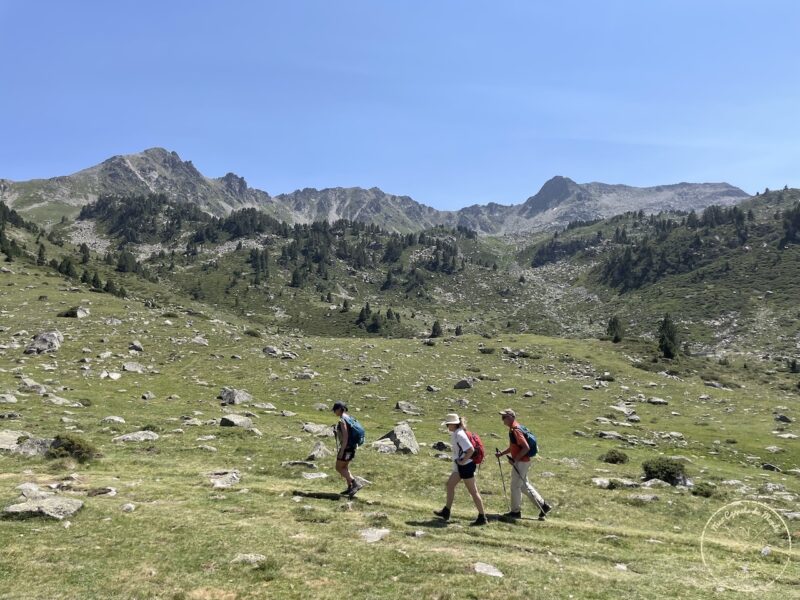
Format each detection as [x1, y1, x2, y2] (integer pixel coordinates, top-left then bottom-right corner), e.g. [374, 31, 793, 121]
[0, 147, 750, 233]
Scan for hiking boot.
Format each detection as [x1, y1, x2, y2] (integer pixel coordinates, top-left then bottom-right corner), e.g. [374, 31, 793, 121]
[471, 514, 488, 526]
[538, 502, 552, 521]
[502, 510, 521, 520]
[347, 479, 364, 498]
[433, 506, 451, 521]
[340, 483, 354, 496]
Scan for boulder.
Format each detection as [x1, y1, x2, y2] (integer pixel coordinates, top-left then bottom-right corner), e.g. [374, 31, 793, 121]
[219, 387, 253, 405]
[0, 430, 54, 457]
[307, 441, 333, 461]
[122, 362, 145, 374]
[426, 385, 441, 392]
[24, 331, 64, 355]
[129, 341, 144, 352]
[19, 378, 47, 395]
[0, 394, 17, 404]
[102, 416, 126, 424]
[3, 496, 83, 520]
[453, 379, 473, 390]
[395, 401, 421, 415]
[378, 423, 419, 454]
[208, 469, 240, 489]
[302, 422, 333, 437]
[473, 562, 503, 577]
[113, 431, 159, 443]
[220, 414, 253, 429]
[58, 306, 90, 319]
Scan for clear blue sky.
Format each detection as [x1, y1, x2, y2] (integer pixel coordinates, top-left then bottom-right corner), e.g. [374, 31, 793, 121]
[1, 1, 799, 210]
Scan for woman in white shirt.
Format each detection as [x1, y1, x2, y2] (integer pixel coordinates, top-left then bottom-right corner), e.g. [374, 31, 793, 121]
[433, 413, 487, 526]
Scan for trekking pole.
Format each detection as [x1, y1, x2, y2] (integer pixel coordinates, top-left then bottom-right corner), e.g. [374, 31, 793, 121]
[495, 448, 509, 511]
[510, 459, 544, 513]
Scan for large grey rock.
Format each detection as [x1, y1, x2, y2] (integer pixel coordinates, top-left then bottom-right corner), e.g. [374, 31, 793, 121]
[24, 331, 64, 354]
[302, 422, 333, 437]
[18, 378, 47, 395]
[220, 414, 253, 428]
[45, 395, 83, 408]
[453, 379, 473, 390]
[58, 306, 90, 319]
[395, 401, 421, 415]
[4, 496, 83, 520]
[0, 430, 54, 457]
[219, 387, 253, 405]
[113, 431, 159, 443]
[307, 441, 333, 461]
[0, 394, 17, 404]
[122, 362, 145, 374]
[378, 423, 419, 454]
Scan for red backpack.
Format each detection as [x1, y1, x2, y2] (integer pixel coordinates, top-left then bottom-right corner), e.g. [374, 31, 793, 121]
[466, 431, 485, 465]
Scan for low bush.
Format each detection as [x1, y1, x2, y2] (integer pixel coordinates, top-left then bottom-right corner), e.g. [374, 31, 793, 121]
[46, 434, 98, 464]
[599, 449, 629, 464]
[642, 456, 686, 486]
[691, 481, 716, 498]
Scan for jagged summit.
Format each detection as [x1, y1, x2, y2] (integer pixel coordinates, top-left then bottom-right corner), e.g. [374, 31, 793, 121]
[0, 148, 750, 233]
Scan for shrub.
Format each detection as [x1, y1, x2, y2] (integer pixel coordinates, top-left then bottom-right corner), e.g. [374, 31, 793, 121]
[46, 434, 98, 464]
[141, 424, 162, 432]
[599, 449, 629, 464]
[244, 329, 262, 338]
[642, 456, 686, 486]
[691, 481, 716, 498]
[478, 347, 496, 354]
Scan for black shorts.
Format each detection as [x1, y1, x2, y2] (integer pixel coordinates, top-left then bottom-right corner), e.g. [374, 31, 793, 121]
[457, 461, 476, 480]
[338, 448, 356, 462]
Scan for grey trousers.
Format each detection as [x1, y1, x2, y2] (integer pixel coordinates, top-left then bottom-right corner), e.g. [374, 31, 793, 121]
[510, 459, 545, 512]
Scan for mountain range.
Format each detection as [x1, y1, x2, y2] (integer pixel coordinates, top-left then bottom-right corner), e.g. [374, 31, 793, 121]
[0, 147, 750, 233]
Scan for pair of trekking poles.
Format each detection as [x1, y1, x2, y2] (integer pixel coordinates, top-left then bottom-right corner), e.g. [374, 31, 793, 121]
[495, 446, 545, 514]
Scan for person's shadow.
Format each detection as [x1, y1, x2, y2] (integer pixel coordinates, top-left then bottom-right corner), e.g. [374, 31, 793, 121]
[405, 513, 506, 528]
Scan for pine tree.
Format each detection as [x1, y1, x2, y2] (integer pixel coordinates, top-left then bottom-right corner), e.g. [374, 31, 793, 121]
[658, 313, 679, 359]
[91, 272, 102, 289]
[455, 324, 463, 336]
[36, 243, 46, 266]
[606, 315, 624, 343]
[431, 320, 443, 338]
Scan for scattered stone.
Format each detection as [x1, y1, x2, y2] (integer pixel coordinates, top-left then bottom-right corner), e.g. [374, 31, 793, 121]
[253, 402, 277, 411]
[208, 469, 240, 489]
[4, 496, 84, 520]
[775, 414, 792, 424]
[192, 336, 209, 346]
[360, 528, 390, 543]
[307, 441, 333, 461]
[113, 431, 159, 443]
[378, 423, 419, 454]
[19, 378, 47, 395]
[501, 388, 516, 394]
[58, 306, 90, 319]
[453, 379, 473, 390]
[129, 341, 144, 352]
[302, 422, 333, 437]
[629, 494, 659, 503]
[648, 397, 669, 406]
[220, 414, 253, 429]
[301, 472, 328, 480]
[24, 331, 64, 355]
[597, 431, 626, 441]
[426, 385, 440, 392]
[231, 553, 267, 565]
[432, 441, 451, 452]
[219, 387, 253, 405]
[395, 401, 421, 415]
[473, 562, 503, 577]
[0, 394, 17, 404]
[313, 403, 329, 411]
[282, 461, 317, 469]
[122, 362, 145, 374]
[87, 487, 117, 497]
[121, 503, 136, 513]
[0, 412, 20, 420]
[762, 463, 782, 472]
[141, 391, 155, 401]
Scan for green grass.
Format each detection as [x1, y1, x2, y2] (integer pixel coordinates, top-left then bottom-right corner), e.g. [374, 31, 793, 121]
[1, 267, 798, 599]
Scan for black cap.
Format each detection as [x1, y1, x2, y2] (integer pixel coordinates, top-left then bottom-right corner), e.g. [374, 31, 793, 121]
[332, 401, 347, 413]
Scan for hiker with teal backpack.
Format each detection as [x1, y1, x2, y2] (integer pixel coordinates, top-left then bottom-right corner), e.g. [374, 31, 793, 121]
[332, 401, 365, 497]
[495, 408, 551, 521]
[433, 413, 488, 526]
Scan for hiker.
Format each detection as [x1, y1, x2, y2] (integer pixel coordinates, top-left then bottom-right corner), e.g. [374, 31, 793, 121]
[433, 413, 487, 526]
[495, 408, 552, 520]
[332, 401, 363, 497]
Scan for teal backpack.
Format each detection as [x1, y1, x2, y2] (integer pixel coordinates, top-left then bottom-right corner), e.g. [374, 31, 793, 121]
[344, 415, 366, 448]
[512, 424, 538, 457]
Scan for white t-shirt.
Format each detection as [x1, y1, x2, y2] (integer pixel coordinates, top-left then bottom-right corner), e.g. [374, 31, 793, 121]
[451, 428, 473, 464]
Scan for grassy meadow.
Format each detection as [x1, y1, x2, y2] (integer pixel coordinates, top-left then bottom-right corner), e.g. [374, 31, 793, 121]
[0, 268, 798, 599]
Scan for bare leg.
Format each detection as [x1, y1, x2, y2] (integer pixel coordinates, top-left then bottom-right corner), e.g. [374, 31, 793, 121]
[462, 477, 485, 514]
[444, 471, 460, 508]
[335, 459, 353, 486]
